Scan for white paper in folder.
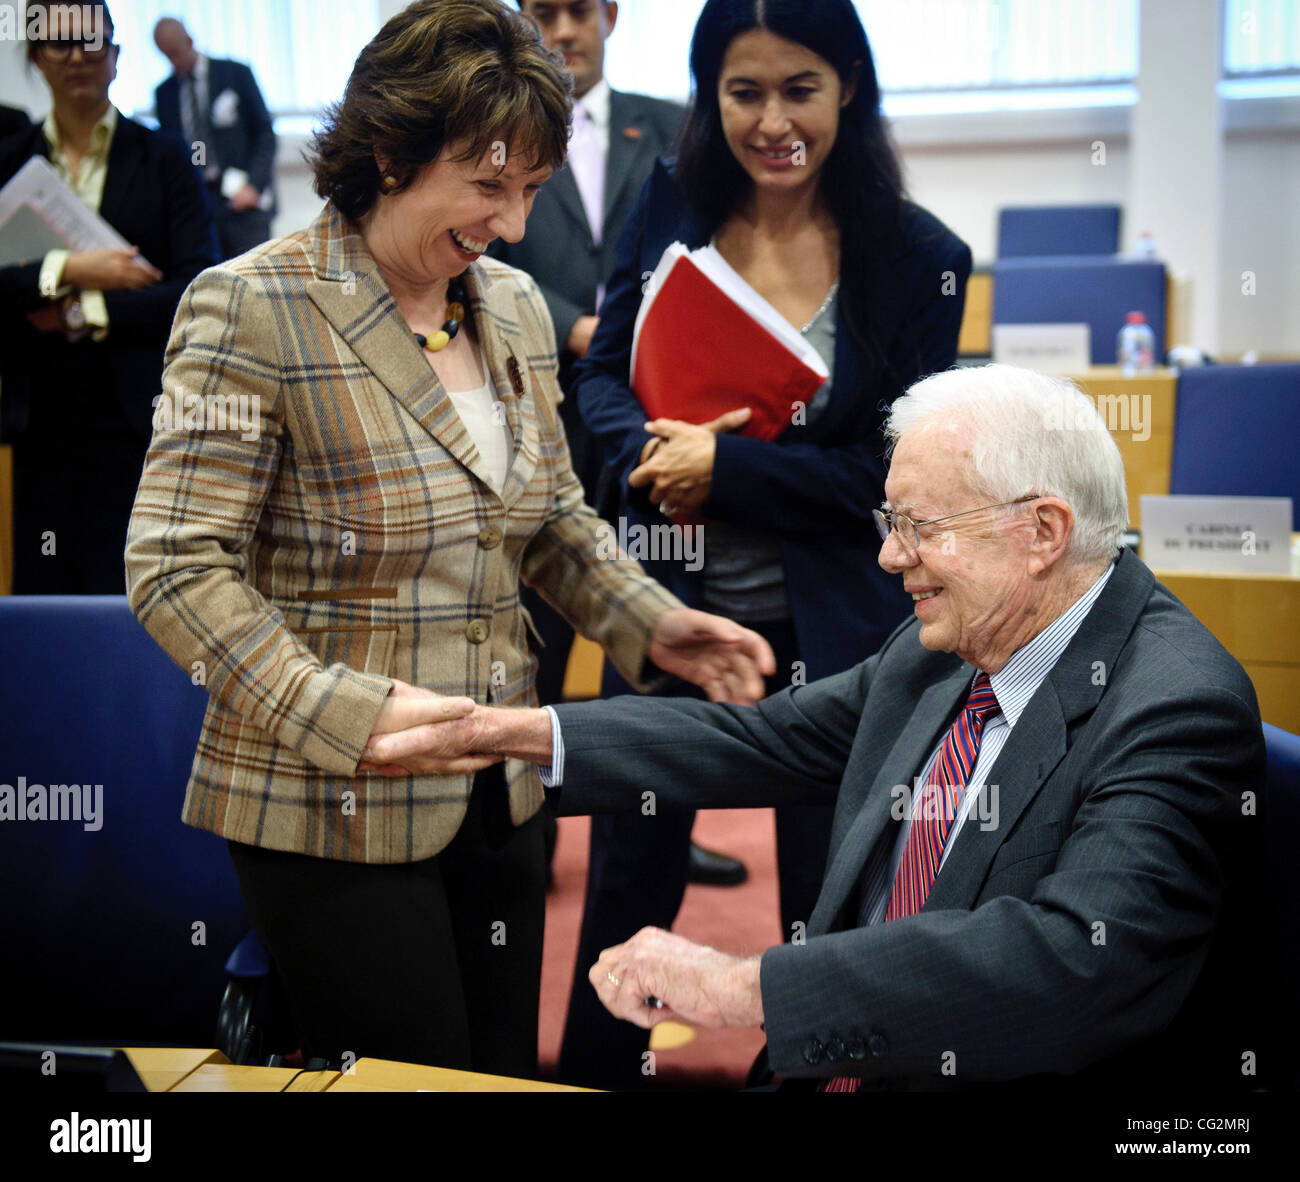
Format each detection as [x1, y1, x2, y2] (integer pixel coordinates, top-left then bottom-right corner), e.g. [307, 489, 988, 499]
[0, 156, 155, 270]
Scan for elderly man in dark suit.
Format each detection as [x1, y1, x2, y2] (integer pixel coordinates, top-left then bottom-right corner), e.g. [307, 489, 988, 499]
[152, 17, 276, 259]
[364, 363, 1279, 1091]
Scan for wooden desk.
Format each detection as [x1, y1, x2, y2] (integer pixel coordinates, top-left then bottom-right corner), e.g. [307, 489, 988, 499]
[325, 1057, 592, 1093]
[1151, 569, 1300, 732]
[1069, 367, 1177, 530]
[118, 1048, 590, 1093]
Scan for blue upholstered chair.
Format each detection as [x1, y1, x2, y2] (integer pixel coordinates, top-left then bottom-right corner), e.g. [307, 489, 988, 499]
[992, 256, 1166, 366]
[997, 204, 1121, 258]
[0, 596, 248, 1047]
[1171, 363, 1300, 529]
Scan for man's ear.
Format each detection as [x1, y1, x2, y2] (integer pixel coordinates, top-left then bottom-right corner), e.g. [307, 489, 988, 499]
[841, 60, 862, 107]
[1027, 497, 1074, 576]
[605, 1, 620, 39]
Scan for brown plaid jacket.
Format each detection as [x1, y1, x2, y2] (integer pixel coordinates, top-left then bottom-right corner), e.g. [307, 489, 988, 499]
[126, 202, 679, 863]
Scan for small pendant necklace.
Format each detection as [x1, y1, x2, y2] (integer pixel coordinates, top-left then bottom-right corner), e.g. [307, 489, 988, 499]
[413, 276, 468, 352]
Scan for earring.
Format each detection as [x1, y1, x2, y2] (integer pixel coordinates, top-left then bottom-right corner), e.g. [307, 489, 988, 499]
[382, 174, 399, 191]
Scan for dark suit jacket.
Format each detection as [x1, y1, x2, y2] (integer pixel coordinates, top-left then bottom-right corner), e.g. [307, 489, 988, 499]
[552, 547, 1280, 1090]
[573, 159, 972, 679]
[0, 103, 29, 141]
[0, 115, 220, 439]
[155, 57, 276, 206]
[489, 89, 684, 361]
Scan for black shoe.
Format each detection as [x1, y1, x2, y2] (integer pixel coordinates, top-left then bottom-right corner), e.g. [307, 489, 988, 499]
[687, 841, 748, 887]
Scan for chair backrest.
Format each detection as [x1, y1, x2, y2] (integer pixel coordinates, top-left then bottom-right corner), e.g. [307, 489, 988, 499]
[1171, 364, 1300, 529]
[997, 204, 1121, 258]
[992, 255, 1166, 366]
[0, 596, 245, 1045]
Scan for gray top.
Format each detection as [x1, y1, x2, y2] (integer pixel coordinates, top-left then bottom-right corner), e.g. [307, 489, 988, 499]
[700, 287, 838, 623]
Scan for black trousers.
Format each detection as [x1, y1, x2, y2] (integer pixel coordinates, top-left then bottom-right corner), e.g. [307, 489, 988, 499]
[226, 766, 546, 1078]
[557, 618, 835, 1091]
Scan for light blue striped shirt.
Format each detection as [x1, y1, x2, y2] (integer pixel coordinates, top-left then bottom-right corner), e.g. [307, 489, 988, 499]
[541, 559, 1117, 923]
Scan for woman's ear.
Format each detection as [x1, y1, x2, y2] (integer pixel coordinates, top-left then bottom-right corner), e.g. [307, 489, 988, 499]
[842, 60, 863, 107]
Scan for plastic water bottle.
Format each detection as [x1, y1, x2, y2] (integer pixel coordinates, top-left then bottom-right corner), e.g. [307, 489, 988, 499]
[1117, 312, 1156, 377]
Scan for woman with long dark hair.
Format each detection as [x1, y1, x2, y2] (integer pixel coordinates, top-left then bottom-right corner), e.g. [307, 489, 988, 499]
[562, 0, 972, 1089]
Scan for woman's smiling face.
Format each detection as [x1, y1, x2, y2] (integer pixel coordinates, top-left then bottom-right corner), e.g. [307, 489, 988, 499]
[370, 141, 552, 283]
[716, 29, 854, 200]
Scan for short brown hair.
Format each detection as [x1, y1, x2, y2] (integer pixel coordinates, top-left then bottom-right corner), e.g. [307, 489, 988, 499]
[310, 0, 572, 221]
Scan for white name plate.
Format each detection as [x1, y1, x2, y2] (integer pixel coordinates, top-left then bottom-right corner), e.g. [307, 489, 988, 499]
[992, 323, 1091, 374]
[1140, 495, 1292, 574]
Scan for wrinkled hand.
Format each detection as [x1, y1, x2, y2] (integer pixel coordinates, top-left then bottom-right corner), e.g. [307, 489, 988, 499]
[229, 183, 262, 212]
[591, 927, 765, 1030]
[358, 679, 499, 777]
[629, 407, 750, 518]
[63, 247, 162, 291]
[648, 607, 775, 704]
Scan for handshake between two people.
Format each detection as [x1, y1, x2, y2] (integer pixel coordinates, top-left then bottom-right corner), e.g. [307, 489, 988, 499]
[359, 607, 775, 778]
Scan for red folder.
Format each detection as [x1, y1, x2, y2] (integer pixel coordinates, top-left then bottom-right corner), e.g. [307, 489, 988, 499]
[631, 244, 828, 443]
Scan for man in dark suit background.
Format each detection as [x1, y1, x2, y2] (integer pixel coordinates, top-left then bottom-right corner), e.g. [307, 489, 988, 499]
[364, 363, 1283, 1092]
[495, 0, 748, 894]
[152, 17, 275, 260]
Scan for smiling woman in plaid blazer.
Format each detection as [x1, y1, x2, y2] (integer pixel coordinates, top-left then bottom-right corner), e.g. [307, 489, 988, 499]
[124, 0, 772, 1081]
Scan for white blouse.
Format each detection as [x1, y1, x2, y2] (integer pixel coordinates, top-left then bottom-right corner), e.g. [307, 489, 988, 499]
[444, 364, 514, 493]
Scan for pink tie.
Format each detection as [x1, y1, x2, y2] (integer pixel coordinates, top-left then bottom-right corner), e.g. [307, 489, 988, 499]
[821, 673, 1000, 1092]
[568, 103, 605, 246]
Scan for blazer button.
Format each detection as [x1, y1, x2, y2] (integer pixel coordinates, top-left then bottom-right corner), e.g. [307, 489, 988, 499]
[465, 619, 490, 644]
[868, 1033, 889, 1058]
[846, 1036, 867, 1061]
[825, 1036, 845, 1062]
[477, 526, 503, 549]
[802, 1037, 825, 1066]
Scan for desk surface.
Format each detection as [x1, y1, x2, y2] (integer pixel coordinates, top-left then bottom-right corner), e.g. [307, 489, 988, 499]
[119, 1048, 592, 1093]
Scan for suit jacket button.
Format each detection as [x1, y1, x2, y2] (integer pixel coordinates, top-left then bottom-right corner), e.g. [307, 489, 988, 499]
[802, 1037, 825, 1066]
[868, 1033, 889, 1057]
[466, 619, 490, 644]
[825, 1036, 845, 1062]
[846, 1037, 867, 1061]
[478, 526, 503, 549]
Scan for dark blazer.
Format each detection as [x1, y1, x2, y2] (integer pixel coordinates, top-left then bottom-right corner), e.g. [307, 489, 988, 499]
[489, 89, 684, 360]
[155, 57, 276, 205]
[0, 103, 29, 141]
[573, 159, 973, 678]
[552, 547, 1278, 1090]
[0, 114, 220, 439]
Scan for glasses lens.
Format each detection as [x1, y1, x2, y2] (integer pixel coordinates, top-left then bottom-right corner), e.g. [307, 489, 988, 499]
[42, 40, 109, 61]
[872, 508, 890, 543]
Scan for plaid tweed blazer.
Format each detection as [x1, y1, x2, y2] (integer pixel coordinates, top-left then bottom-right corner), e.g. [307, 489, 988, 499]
[126, 202, 680, 863]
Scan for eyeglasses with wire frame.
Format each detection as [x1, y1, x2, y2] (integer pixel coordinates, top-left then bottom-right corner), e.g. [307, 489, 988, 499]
[873, 495, 1042, 551]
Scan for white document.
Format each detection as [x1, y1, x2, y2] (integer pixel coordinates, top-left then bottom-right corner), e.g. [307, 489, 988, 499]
[0, 155, 154, 270]
[631, 240, 830, 384]
[992, 323, 1091, 374]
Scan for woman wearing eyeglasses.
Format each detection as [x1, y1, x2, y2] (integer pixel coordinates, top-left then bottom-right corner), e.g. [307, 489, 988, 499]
[561, 0, 972, 1090]
[0, 1, 218, 592]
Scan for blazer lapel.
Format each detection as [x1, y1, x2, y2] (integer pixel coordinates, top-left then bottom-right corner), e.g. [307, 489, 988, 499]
[549, 163, 593, 242]
[922, 548, 1154, 911]
[603, 90, 654, 233]
[97, 114, 143, 233]
[810, 660, 973, 934]
[302, 204, 496, 490]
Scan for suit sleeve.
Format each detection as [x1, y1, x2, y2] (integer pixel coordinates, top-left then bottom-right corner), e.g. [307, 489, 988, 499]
[102, 135, 219, 344]
[511, 271, 685, 689]
[125, 267, 392, 775]
[0, 260, 48, 315]
[235, 63, 276, 195]
[760, 682, 1257, 1082]
[550, 656, 872, 813]
[702, 235, 973, 539]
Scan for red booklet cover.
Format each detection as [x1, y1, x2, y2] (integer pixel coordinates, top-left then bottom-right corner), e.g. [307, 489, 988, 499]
[630, 242, 829, 444]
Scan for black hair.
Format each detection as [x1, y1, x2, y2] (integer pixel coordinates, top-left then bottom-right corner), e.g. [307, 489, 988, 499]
[675, 0, 906, 363]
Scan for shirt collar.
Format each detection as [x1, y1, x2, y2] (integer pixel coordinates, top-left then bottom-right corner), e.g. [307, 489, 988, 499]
[42, 103, 119, 160]
[575, 77, 610, 133]
[985, 558, 1118, 728]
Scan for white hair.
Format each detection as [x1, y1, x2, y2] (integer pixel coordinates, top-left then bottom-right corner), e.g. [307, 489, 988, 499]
[883, 364, 1128, 564]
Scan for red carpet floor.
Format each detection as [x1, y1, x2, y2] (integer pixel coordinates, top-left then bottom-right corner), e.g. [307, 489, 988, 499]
[538, 808, 783, 1091]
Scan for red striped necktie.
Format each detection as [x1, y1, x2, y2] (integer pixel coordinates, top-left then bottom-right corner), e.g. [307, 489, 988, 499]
[821, 673, 1000, 1093]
